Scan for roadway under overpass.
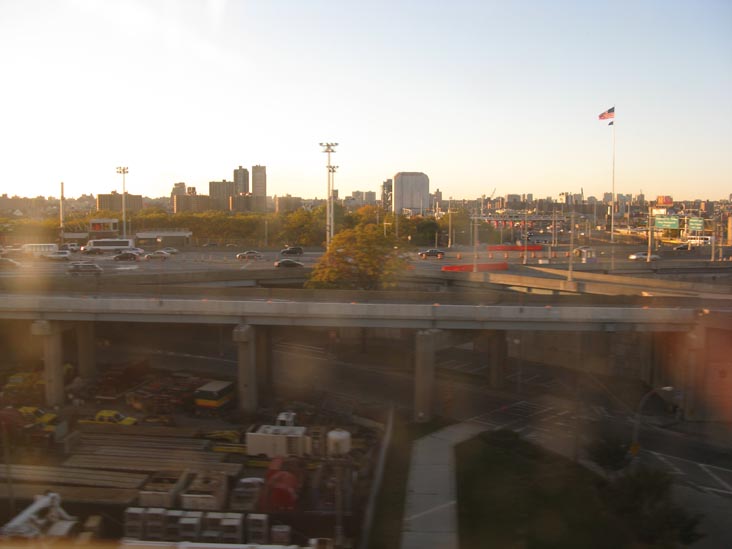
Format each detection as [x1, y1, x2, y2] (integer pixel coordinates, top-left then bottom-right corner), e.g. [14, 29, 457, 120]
[1, 292, 730, 422]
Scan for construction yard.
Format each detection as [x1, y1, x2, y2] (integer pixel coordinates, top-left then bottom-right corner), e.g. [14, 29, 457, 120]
[0, 358, 388, 547]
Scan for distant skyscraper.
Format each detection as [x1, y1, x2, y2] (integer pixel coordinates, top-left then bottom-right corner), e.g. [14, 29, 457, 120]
[381, 179, 393, 210]
[170, 182, 186, 211]
[234, 166, 249, 194]
[392, 172, 429, 215]
[252, 165, 267, 211]
[209, 180, 237, 211]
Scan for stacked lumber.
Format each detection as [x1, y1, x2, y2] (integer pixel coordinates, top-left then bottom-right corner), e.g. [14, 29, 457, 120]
[0, 483, 138, 505]
[77, 433, 210, 451]
[63, 455, 242, 477]
[75, 423, 202, 438]
[0, 464, 147, 488]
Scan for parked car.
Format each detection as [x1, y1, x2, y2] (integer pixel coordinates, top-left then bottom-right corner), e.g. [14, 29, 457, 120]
[113, 251, 140, 261]
[202, 242, 218, 247]
[44, 250, 72, 261]
[274, 259, 304, 268]
[628, 251, 660, 261]
[418, 249, 446, 259]
[0, 257, 21, 269]
[67, 262, 103, 276]
[280, 246, 304, 256]
[161, 247, 179, 254]
[236, 250, 264, 261]
[144, 250, 171, 261]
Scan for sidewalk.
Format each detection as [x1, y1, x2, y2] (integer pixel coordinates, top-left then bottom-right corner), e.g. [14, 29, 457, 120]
[400, 415, 732, 549]
[400, 422, 485, 549]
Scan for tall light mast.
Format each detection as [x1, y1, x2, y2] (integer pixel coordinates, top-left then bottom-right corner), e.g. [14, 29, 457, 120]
[116, 167, 128, 238]
[319, 143, 338, 246]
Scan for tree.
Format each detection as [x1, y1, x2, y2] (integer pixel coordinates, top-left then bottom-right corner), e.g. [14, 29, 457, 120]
[602, 465, 704, 546]
[586, 428, 630, 474]
[306, 224, 408, 290]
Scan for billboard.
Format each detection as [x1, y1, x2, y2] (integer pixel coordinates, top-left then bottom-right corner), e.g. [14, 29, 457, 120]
[656, 195, 674, 207]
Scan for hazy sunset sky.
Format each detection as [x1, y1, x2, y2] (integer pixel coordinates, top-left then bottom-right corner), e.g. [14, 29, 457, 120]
[0, 0, 730, 202]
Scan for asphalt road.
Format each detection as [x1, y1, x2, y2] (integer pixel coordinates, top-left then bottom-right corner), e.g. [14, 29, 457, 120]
[2, 242, 729, 279]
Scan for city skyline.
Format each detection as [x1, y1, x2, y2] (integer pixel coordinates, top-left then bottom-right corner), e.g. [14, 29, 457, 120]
[0, 1, 730, 202]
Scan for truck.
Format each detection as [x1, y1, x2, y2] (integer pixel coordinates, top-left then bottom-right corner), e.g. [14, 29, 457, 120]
[78, 410, 138, 426]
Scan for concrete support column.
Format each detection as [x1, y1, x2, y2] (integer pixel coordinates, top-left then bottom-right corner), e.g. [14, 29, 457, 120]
[474, 330, 507, 389]
[414, 329, 439, 423]
[255, 326, 272, 404]
[233, 324, 257, 414]
[683, 325, 706, 420]
[30, 320, 65, 407]
[76, 322, 96, 379]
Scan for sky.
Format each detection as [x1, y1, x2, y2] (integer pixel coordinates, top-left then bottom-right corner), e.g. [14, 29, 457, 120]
[0, 0, 730, 202]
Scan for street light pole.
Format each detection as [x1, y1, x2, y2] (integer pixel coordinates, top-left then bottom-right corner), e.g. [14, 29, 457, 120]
[116, 167, 128, 238]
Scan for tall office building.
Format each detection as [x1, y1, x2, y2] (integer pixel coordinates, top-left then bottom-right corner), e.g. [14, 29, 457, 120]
[209, 180, 237, 211]
[234, 166, 249, 194]
[252, 165, 267, 212]
[392, 172, 429, 215]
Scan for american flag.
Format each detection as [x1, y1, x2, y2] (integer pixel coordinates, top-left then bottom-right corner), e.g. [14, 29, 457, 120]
[599, 106, 615, 120]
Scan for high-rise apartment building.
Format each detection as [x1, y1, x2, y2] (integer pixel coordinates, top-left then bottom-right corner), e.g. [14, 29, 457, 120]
[174, 188, 211, 213]
[234, 166, 249, 194]
[392, 172, 429, 215]
[209, 180, 237, 211]
[170, 182, 186, 211]
[97, 191, 143, 213]
[252, 165, 267, 212]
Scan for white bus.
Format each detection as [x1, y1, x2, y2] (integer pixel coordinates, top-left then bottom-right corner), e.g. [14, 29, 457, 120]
[20, 243, 59, 257]
[82, 238, 135, 253]
[686, 235, 713, 246]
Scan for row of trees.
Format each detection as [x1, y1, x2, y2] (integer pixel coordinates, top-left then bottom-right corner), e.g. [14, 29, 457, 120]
[1, 204, 509, 249]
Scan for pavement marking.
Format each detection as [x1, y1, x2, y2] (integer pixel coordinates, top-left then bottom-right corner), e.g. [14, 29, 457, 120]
[699, 464, 732, 492]
[404, 500, 456, 522]
[649, 452, 686, 475]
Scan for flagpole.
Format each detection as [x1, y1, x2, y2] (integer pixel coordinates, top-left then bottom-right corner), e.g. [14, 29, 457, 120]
[610, 107, 616, 271]
[611, 118, 615, 243]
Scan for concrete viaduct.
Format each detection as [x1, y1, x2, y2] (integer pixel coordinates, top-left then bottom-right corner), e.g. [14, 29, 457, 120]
[1, 293, 729, 422]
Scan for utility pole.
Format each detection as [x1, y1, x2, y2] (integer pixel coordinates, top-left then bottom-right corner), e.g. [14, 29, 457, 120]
[448, 197, 452, 248]
[319, 143, 338, 247]
[59, 181, 65, 244]
[647, 205, 653, 262]
[523, 208, 528, 265]
[328, 165, 338, 243]
[116, 167, 128, 238]
[472, 214, 479, 273]
[568, 209, 575, 282]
